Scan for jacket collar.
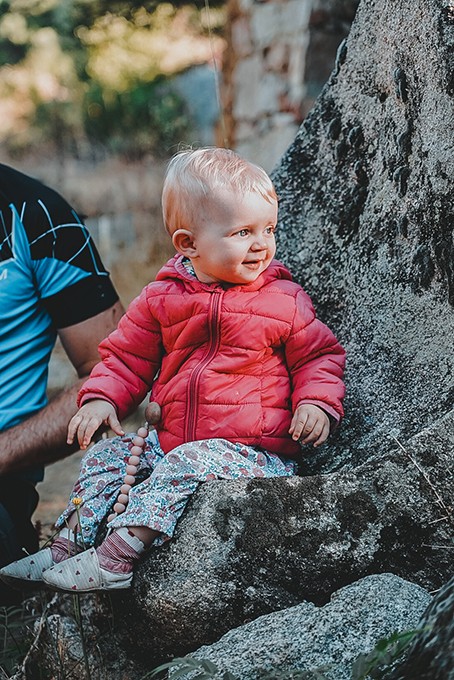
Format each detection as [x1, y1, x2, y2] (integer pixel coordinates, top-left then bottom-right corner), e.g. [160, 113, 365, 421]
[155, 254, 293, 292]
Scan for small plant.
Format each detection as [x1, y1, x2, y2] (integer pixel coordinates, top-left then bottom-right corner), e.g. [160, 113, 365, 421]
[70, 498, 92, 680]
[0, 604, 37, 677]
[350, 628, 422, 680]
[149, 656, 238, 679]
[149, 656, 330, 680]
[148, 627, 423, 680]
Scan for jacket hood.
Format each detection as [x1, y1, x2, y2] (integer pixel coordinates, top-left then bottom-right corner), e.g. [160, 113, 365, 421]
[155, 254, 293, 291]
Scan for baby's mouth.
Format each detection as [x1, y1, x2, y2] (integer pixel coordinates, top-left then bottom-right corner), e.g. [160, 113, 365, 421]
[242, 260, 262, 269]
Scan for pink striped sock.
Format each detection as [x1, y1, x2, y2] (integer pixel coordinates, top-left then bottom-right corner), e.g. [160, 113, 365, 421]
[96, 528, 145, 574]
[51, 537, 78, 564]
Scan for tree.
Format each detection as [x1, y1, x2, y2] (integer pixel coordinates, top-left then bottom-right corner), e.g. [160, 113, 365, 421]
[0, 0, 225, 155]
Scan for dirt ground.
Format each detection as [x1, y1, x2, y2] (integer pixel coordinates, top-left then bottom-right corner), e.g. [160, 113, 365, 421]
[35, 451, 85, 540]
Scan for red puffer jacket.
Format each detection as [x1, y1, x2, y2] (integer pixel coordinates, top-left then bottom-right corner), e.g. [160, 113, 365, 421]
[79, 255, 345, 458]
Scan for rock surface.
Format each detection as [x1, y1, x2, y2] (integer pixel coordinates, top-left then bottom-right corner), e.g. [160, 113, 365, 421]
[112, 410, 453, 666]
[188, 574, 430, 680]
[273, 0, 454, 472]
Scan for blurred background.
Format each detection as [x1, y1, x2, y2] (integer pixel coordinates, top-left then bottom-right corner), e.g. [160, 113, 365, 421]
[0, 0, 357, 528]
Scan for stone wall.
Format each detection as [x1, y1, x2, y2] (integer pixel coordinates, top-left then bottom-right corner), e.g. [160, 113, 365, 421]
[222, 0, 358, 171]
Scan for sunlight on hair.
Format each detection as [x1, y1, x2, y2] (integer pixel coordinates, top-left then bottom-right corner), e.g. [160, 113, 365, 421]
[162, 147, 277, 235]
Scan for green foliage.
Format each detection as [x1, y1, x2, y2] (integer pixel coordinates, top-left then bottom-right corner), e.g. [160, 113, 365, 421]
[350, 629, 421, 680]
[148, 657, 329, 680]
[148, 628, 422, 680]
[0, 38, 27, 65]
[83, 78, 192, 158]
[33, 99, 84, 153]
[0, 0, 224, 156]
[149, 656, 238, 679]
[81, 1, 226, 21]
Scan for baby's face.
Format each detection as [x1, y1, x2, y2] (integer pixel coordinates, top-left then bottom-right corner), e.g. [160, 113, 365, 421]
[190, 189, 277, 285]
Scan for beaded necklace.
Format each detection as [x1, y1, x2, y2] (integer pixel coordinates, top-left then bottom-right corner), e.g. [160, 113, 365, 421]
[106, 401, 161, 522]
[107, 423, 149, 523]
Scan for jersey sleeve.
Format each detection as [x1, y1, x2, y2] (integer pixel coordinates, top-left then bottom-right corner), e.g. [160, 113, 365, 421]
[20, 184, 119, 328]
[40, 275, 119, 328]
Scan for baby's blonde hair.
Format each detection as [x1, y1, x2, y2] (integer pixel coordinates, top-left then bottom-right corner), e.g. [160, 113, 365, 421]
[162, 147, 277, 235]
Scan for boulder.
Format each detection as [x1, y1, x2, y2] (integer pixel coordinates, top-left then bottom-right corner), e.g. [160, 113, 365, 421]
[188, 574, 431, 680]
[272, 0, 454, 472]
[111, 410, 452, 667]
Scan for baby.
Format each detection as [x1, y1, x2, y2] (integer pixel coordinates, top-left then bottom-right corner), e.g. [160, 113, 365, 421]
[1, 147, 345, 592]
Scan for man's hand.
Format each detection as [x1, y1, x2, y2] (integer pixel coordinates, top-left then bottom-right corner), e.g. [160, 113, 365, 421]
[289, 404, 330, 448]
[67, 400, 124, 450]
[0, 302, 125, 476]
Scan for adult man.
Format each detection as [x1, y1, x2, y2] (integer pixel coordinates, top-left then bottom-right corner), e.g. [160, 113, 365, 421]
[0, 163, 124, 584]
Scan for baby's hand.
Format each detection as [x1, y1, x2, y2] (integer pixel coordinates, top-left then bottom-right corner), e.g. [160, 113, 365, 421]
[145, 401, 161, 426]
[289, 404, 330, 448]
[67, 400, 124, 450]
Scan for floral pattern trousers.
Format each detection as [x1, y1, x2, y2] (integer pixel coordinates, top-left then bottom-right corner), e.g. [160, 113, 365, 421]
[56, 432, 297, 547]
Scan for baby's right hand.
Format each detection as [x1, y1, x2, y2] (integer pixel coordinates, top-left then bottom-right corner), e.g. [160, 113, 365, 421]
[67, 400, 124, 450]
[145, 401, 161, 426]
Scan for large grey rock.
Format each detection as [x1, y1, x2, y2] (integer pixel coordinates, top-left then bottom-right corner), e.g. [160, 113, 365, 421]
[189, 574, 430, 680]
[111, 410, 452, 667]
[273, 0, 454, 472]
[385, 575, 454, 680]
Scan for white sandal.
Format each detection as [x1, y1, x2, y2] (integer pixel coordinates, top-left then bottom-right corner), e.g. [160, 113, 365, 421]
[42, 548, 133, 592]
[0, 548, 55, 587]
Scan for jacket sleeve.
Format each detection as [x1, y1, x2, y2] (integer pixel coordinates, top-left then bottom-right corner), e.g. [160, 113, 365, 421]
[285, 289, 346, 422]
[77, 286, 163, 419]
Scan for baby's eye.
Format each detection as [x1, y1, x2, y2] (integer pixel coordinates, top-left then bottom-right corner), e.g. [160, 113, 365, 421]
[265, 226, 276, 235]
[236, 229, 249, 237]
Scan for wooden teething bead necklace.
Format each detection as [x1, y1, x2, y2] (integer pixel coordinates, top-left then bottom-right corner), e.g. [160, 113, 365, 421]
[107, 424, 149, 523]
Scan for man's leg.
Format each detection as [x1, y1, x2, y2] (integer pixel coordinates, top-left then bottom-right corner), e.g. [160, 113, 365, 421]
[0, 479, 39, 567]
[0, 479, 39, 604]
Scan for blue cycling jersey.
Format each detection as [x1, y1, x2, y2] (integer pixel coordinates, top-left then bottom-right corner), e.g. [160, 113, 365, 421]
[0, 163, 119, 437]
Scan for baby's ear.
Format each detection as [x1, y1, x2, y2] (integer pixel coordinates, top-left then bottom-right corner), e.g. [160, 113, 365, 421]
[172, 229, 197, 256]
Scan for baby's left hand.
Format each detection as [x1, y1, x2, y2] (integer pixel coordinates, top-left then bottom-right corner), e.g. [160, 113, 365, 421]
[289, 404, 330, 448]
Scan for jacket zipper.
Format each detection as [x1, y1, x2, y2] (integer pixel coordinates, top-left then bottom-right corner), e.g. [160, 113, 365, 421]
[185, 289, 223, 442]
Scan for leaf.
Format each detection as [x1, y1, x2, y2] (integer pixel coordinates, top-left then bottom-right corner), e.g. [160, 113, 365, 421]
[169, 667, 205, 679]
[351, 654, 367, 680]
[350, 628, 424, 680]
[148, 657, 195, 677]
[148, 656, 222, 680]
[201, 659, 220, 673]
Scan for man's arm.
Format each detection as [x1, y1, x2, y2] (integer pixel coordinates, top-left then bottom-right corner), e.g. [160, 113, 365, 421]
[0, 301, 124, 476]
